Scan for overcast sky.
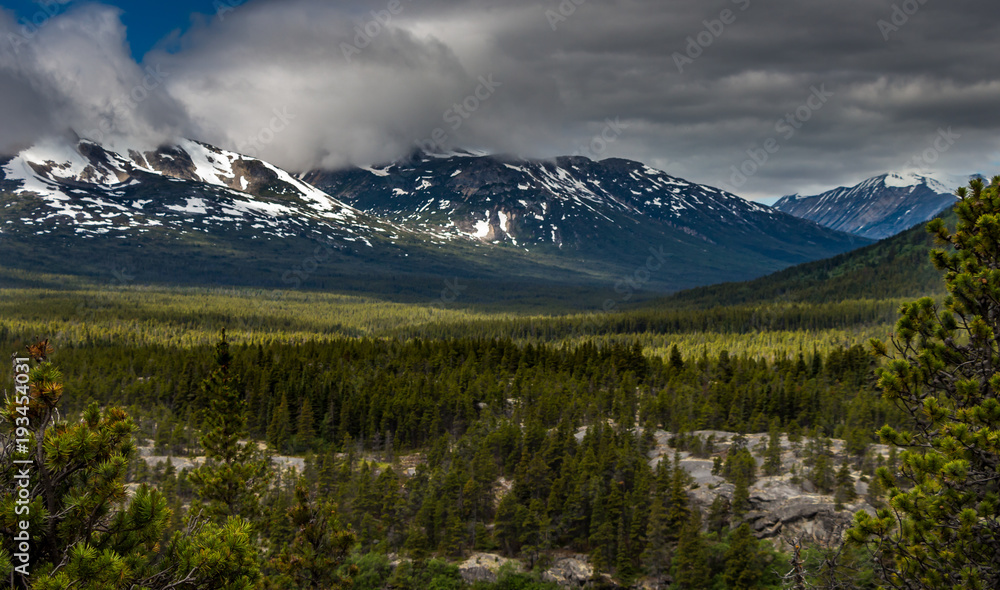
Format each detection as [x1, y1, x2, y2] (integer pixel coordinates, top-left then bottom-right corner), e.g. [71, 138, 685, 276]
[1, 0, 998, 202]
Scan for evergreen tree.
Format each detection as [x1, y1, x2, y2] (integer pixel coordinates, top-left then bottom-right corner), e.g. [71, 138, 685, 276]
[732, 474, 751, 521]
[724, 523, 764, 590]
[725, 441, 757, 518]
[0, 344, 259, 589]
[666, 455, 691, 543]
[614, 514, 636, 585]
[706, 495, 730, 536]
[641, 492, 671, 580]
[519, 498, 548, 568]
[724, 437, 757, 486]
[865, 473, 885, 509]
[805, 433, 834, 494]
[296, 396, 316, 449]
[833, 461, 857, 510]
[850, 176, 1000, 589]
[261, 482, 357, 590]
[763, 423, 783, 476]
[189, 329, 271, 522]
[673, 511, 711, 590]
[267, 393, 292, 453]
[494, 493, 520, 555]
[669, 345, 684, 371]
[588, 489, 617, 573]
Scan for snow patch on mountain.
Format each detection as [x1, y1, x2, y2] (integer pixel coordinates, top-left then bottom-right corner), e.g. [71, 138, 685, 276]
[0, 138, 390, 245]
[883, 171, 954, 195]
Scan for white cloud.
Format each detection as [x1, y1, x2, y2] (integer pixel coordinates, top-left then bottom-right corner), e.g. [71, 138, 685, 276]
[0, 4, 189, 153]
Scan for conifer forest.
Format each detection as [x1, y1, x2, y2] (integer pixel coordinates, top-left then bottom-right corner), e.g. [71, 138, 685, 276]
[4, 178, 1000, 589]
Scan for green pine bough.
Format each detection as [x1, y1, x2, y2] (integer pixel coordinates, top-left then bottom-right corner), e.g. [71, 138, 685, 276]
[848, 176, 1000, 589]
[0, 344, 260, 589]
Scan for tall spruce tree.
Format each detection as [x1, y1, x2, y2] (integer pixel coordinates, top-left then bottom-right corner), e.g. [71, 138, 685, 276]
[189, 329, 271, 522]
[725, 438, 757, 519]
[641, 490, 671, 580]
[849, 176, 1000, 588]
[267, 393, 292, 454]
[724, 523, 765, 590]
[763, 422, 783, 476]
[260, 481, 357, 590]
[673, 511, 711, 590]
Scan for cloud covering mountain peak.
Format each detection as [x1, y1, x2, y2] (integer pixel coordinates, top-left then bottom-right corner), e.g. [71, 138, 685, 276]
[2, 0, 999, 200]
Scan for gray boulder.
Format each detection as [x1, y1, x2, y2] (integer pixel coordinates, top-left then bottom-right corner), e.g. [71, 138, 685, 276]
[458, 553, 520, 584]
[542, 556, 594, 587]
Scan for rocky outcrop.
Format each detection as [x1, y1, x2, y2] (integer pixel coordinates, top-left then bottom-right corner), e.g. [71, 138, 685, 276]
[651, 430, 887, 548]
[458, 553, 522, 584]
[138, 445, 305, 476]
[745, 478, 874, 544]
[542, 556, 594, 587]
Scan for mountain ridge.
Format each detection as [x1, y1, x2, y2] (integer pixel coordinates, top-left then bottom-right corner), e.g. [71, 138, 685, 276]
[773, 172, 957, 239]
[1, 137, 869, 300]
[657, 205, 956, 309]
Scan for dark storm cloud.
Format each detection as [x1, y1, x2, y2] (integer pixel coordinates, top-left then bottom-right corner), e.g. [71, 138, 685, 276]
[2, 0, 998, 199]
[471, 0, 1000, 198]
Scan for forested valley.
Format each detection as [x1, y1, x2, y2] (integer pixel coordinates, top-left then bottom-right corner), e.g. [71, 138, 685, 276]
[4, 180, 1000, 590]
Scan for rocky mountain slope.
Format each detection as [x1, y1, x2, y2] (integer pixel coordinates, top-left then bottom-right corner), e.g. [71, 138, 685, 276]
[302, 150, 870, 290]
[304, 150, 789, 248]
[773, 172, 957, 240]
[1, 137, 374, 242]
[2, 138, 868, 297]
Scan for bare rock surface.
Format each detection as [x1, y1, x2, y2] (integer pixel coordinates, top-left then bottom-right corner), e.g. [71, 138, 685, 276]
[542, 556, 594, 587]
[648, 430, 885, 546]
[458, 553, 521, 584]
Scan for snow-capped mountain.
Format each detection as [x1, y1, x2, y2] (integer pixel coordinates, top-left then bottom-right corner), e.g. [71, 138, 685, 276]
[773, 172, 959, 240]
[302, 150, 867, 278]
[1, 138, 868, 294]
[1, 137, 368, 242]
[303, 151, 786, 248]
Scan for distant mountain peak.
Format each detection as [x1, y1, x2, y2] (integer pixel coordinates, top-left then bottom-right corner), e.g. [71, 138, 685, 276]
[880, 171, 953, 194]
[774, 172, 958, 240]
